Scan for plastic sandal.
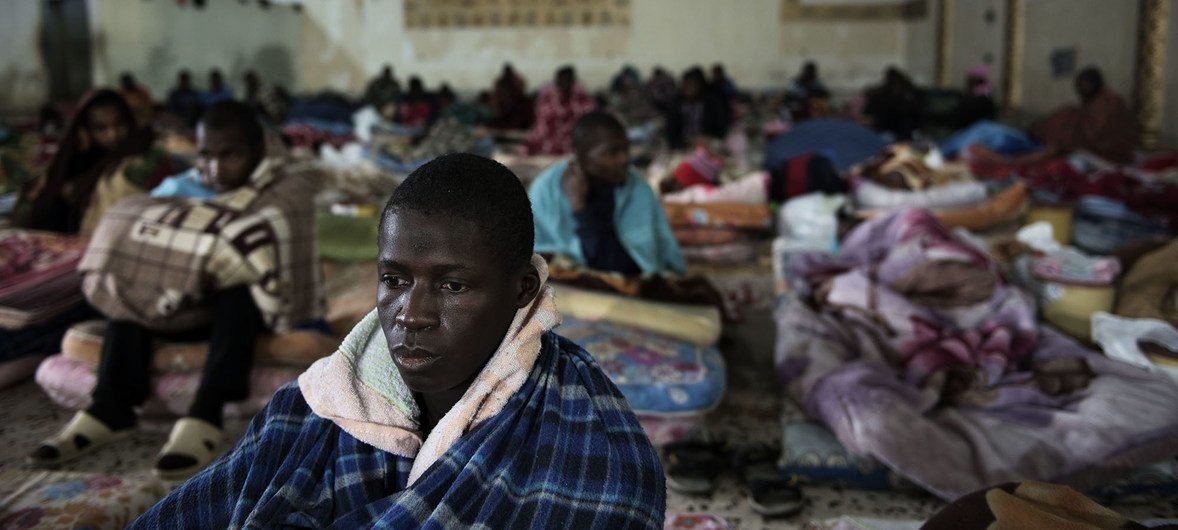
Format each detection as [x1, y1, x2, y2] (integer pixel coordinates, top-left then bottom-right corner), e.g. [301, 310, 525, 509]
[153, 417, 223, 480]
[663, 439, 729, 495]
[27, 411, 135, 468]
[733, 443, 804, 517]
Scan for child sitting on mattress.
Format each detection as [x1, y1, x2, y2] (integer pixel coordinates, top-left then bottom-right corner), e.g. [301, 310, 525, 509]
[29, 101, 323, 479]
[129, 153, 665, 528]
[530, 111, 685, 275]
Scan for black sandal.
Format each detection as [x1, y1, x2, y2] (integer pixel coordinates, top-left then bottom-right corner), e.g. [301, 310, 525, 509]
[662, 439, 728, 495]
[732, 443, 804, 517]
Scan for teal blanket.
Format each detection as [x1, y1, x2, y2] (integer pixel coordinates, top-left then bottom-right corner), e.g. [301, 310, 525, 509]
[529, 160, 684, 274]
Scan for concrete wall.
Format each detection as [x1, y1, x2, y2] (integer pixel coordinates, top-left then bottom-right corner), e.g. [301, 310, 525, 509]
[8, 0, 1165, 134]
[1018, 0, 1139, 117]
[1163, 3, 1178, 147]
[944, 0, 1005, 97]
[0, 0, 49, 114]
[87, 0, 302, 98]
[298, 0, 934, 96]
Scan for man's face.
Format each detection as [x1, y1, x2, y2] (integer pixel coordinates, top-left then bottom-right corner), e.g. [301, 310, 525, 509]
[1075, 78, 1097, 102]
[576, 130, 630, 186]
[196, 124, 262, 193]
[377, 209, 531, 394]
[557, 72, 575, 98]
[87, 105, 130, 152]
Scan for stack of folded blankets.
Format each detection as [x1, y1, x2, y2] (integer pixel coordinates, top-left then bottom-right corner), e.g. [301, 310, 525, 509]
[547, 265, 727, 445]
[852, 144, 1028, 232]
[0, 230, 92, 389]
[660, 147, 772, 265]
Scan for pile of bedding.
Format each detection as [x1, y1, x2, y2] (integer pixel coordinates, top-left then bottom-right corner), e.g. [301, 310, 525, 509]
[652, 146, 774, 265]
[852, 145, 1028, 232]
[0, 230, 93, 389]
[970, 156, 1178, 252]
[774, 208, 1178, 500]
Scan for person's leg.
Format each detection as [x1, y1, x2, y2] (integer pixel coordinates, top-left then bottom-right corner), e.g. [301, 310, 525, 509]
[29, 319, 154, 464]
[186, 285, 265, 427]
[156, 285, 263, 474]
[86, 320, 155, 430]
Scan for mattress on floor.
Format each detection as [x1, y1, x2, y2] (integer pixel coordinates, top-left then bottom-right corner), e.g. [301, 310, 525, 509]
[779, 418, 913, 491]
[0, 229, 89, 330]
[782, 416, 1178, 500]
[662, 202, 772, 230]
[60, 320, 337, 373]
[316, 212, 380, 263]
[672, 227, 745, 246]
[557, 317, 725, 444]
[552, 285, 722, 346]
[853, 178, 988, 212]
[679, 240, 759, 265]
[35, 354, 301, 419]
[0, 468, 166, 530]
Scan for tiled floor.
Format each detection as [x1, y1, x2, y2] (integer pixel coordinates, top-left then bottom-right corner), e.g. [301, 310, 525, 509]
[0, 268, 1175, 528]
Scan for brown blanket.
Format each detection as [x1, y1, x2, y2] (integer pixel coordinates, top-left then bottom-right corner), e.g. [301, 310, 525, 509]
[922, 481, 1175, 530]
[1116, 239, 1178, 325]
[80, 158, 324, 333]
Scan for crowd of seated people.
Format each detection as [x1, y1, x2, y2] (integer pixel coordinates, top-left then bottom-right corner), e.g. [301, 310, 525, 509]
[1, 54, 1175, 528]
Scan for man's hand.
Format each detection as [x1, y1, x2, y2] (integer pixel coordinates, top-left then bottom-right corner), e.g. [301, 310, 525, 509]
[563, 161, 589, 212]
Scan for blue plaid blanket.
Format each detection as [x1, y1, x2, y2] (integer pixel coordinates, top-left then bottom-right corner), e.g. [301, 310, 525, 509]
[131, 331, 665, 528]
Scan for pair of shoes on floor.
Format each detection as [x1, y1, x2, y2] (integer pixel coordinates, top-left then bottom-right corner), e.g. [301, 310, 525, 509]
[663, 439, 804, 518]
[27, 412, 223, 480]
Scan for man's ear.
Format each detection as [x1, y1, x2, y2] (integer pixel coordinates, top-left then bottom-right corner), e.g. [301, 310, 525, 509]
[515, 267, 542, 309]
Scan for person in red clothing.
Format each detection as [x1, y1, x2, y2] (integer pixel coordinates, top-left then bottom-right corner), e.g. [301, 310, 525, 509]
[524, 65, 596, 155]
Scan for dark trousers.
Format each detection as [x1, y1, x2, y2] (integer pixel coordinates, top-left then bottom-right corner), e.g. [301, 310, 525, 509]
[87, 285, 264, 427]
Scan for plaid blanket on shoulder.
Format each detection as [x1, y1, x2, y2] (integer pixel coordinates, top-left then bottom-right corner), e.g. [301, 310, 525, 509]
[79, 158, 324, 333]
[131, 331, 665, 529]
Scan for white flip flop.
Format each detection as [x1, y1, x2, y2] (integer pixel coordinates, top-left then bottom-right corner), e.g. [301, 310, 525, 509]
[153, 417, 223, 481]
[27, 411, 135, 468]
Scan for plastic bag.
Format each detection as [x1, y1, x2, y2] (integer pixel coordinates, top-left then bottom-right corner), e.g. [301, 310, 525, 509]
[778, 192, 846, 249]
[1091, 312, 1178, 382]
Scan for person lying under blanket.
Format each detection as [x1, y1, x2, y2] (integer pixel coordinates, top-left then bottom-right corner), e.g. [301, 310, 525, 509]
[940, 67, 1137, 165]
[129, 153, 666, 528]
[530, 111, 685, 275]
[29, 101, 325, 479]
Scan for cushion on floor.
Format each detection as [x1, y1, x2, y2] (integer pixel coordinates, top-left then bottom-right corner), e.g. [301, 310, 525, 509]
[552, 285, 722, 346]
[558, 316, 725, 417]
[672, 227, 745, 246]
[778, 419, 912, 491]
[60, 320, 337, 373]
[853, 179, 988, 212]
[679, 240, 759, 265]
[0, 229, 89, 330]
[0, 468, 166, 530]
[1116, 239, 1178, 324]
[662, 202, 772, 230]
[35, 354, 302, 419]
[929, 182, 1029, 231]
[316, 212, 381, 263]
